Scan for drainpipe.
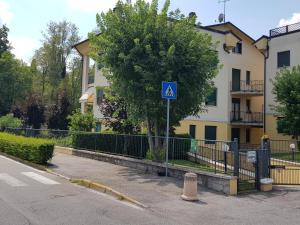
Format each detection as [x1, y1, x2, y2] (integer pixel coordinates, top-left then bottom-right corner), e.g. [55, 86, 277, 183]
[263, 43, 270, 134]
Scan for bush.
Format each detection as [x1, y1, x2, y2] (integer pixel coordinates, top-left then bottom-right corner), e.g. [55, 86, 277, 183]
[68, 110, 96, 132]
[0, 114, 23, 130]
[0, 132, 54, 164]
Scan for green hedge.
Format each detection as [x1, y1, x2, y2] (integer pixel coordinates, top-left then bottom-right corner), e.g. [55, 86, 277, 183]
[71, 132, 191, 160]
[0, 132, 54, 164]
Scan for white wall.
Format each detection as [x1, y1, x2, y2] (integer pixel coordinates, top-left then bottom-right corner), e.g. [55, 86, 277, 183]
[93, 63, 110, 119]
[266, 32, 300, 114]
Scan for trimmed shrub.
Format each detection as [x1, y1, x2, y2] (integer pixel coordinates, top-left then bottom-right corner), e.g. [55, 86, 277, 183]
[71, 132, 191, 160]
[0, 132, 54, 164]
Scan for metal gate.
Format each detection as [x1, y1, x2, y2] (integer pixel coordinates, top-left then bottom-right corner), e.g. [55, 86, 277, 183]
[232, 139, 270, 192]
[269, 140, 300, 185]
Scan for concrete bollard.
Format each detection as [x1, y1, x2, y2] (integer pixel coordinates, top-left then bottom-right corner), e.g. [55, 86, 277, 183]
[181, 172, 198, 201]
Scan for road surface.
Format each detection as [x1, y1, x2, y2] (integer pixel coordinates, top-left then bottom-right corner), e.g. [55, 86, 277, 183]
[0, 155, 183, 225]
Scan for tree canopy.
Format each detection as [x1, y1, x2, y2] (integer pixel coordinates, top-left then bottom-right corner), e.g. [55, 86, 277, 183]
[90, 0, 219, 153]
[272, 66, 300, 140]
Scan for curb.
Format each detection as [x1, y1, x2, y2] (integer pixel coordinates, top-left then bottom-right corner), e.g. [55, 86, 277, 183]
[0, 152, 146, 209]
[70, 178, 147, 208]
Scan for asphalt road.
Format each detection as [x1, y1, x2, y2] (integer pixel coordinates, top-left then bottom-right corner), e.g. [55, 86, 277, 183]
[0, 155, 184, 225]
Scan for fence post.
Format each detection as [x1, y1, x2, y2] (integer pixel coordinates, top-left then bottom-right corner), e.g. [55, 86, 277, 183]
[255, 151, 261, 191]
[224, 148, 227, 174]
[140, 135, 143, 159]
[233, 138, 239, 177]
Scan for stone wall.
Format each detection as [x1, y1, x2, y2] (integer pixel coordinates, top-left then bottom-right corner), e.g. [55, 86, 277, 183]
[55, 146, 237, 195]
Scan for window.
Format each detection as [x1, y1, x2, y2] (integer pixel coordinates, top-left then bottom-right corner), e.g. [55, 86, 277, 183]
[189, 125, 196, 139]
[232, 42, 242, 54]
[246, 128, 251, 144]
[205, 88, 217, 106]
[246, 99, 251, 113]
[96, 89, 104, 105]
[205, 126, 217, 144]
[246, 71, 251, 85]
[277, 51, 290, 68]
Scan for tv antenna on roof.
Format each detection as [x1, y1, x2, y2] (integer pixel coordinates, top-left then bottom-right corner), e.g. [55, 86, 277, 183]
[218, 0, 230, 23]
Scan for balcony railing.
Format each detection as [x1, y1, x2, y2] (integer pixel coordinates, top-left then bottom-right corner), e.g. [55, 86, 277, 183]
[231, 80, 263, 94]
[230, 111, 263, 125]
[270, 22, 300, 37]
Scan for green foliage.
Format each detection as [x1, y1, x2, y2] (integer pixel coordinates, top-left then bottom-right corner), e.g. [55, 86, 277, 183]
[0, 114, 23, 130]
[47, 91, 71, 130]
[71, 132, 191, 160]
[272, 66, 300, 140]
[0, 52, 33, 115]
[90, 0, 219, 158]
[68, 110, 96, 132]
[0, 132, 54, 164]
[99, 87, 141, 134]
[0, 25, 10, 56]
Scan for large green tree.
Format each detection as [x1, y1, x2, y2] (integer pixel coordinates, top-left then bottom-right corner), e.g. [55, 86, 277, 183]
[90, 0, 219, 155]
[33, 20, 80, 102]
[272, 66, 300, 141]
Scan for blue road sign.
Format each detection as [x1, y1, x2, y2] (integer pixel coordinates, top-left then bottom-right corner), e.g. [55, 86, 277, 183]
[162, 81, 177, 100]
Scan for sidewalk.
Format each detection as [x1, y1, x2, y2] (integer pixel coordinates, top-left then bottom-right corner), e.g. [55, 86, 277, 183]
[50, 152, 300, 225]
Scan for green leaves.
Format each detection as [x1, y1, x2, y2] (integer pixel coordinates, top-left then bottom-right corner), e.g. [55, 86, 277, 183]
[272, 66, 300, 138]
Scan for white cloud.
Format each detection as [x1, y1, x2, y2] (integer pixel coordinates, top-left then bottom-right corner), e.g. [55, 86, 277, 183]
[0, 0, 13, 25]
[278, 13, 300, 27]
[10, 36, 40, 64]
[67, 0, 152, 13]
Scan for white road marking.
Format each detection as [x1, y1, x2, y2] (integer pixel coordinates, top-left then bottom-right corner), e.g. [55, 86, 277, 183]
[0, 155, 45, 174]
[0, 173, 27, 187]
[22, 172, 59, 185]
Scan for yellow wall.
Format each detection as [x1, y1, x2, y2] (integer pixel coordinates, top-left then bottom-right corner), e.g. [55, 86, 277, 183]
[265, 115, 293, 140]
[175, 120, 230, 141]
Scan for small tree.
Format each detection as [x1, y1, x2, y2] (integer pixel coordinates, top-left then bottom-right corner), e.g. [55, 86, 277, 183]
[47, 91, 71, 130]
[24, 94, 45, 129]
[68, 110, 96, 132]
[272, 66, 300, 141]
[99, 88, 140, 134]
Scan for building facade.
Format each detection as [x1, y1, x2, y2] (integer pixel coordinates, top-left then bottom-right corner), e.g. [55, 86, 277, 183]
[176, 22, 264, 145]
[255, 22, 300, 140]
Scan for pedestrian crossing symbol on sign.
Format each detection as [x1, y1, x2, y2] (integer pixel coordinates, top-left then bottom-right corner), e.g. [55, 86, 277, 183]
[162, 82, 177, 100]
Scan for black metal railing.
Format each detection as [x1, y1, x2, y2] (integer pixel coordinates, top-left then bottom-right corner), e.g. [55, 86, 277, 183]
[230, 111, 263, 124]
[231, 80, 264, 93]
[270, 22, 300, 37]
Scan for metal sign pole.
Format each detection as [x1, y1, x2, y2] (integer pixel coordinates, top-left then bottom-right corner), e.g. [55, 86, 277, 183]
[166, 98, 170, 177]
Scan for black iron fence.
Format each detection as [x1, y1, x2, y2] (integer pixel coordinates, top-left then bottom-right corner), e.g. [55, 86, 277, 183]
[270, 22, 300, 37]
[230, 111, 263, 125]
[231, 80, 264, 93]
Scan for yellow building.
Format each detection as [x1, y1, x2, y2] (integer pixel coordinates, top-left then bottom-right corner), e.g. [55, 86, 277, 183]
[175, 22, 264, 146]
[255, 22, 300, 140]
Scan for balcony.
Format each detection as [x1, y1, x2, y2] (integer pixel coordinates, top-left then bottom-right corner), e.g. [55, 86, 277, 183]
[231, 80, 263, 96]
[270, 22, 300, 37]
[230, 111, 263, 126]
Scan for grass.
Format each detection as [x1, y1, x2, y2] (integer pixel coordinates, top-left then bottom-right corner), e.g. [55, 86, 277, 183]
[170, 159, 224, 174]
[271, 152, 300, 163]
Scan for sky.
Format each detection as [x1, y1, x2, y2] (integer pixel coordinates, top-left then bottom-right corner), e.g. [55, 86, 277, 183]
[1, 0, 300, 63]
